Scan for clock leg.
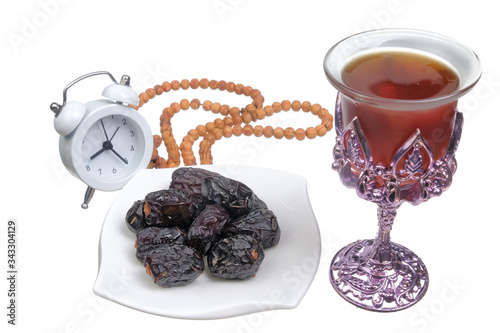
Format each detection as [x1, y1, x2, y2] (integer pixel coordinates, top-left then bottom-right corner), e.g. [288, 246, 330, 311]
[81, 186, 96, 209]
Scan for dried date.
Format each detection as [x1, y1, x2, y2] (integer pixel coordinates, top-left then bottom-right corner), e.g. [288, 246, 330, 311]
[224, 209, 281, 248]
[125, 200, 146, 233]
[201, 176, 267, 217]
[144, 188, 193, 228]
[126, 167, 280, 287]
[170, 167, 219, 218]
[144, 243, 204, 287]
[186, 205, 230, 255]
[135, 226, 186, 262]
[207, 234, 265, 280]
[170, 167, 218, 195]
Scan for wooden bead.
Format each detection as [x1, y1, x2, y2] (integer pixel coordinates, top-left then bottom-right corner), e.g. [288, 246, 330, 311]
[311, 103, 321, 115]
[214, 118, 224, 129]
[170, 102, 181, 113]
[325, 121, 334, 131]
[242, 111, 252, 124]
[250, 89, 261, 99]
[222, 126, 232, 138]
[295, 128, 306, 141]
[210, 102, 221, 114]
[187, 130, 199, 140]
[196, 125, 207, 136]
[167, 159, 180, 168]
[146, 88, 156, 98]
[250, 111, 257, 123]
[156, 158, 169, 168]
[212, 128, 223, 140]
[226, 82, 235, 92]
[209, 80, 218, 90]
[256, 108, 266, 120]
[301, 101, 311, 112]
[160, 125, 171, 135]
[140, 92, 150, 104]
[264, 106, 274, 117]
[180, 99, 190, 110]
[180, 141, 192, 152]
[190, 98, 201, 110]
[253, 125, 264, 137]
[246, 104, 256, 113]
[291, 100, 301, 111]
[205, 122, 216, 133]
[159, 116, 171, 127]
[205, 133, 216, 144]
[284, 127, 295, 140]
[154, 85, 163, 96]
[161, 81, 172, 92]
[242, 86, 252, 96]
[202, 100, 212, 111]
[281, 100, 291, 111]
[171, 80, 181, 90]
[263, 126, 274, 138]
[229, 107, 240, 117]
[164, 136, 176, 146]
[234, 84, 244, 95]
[218, 80, 227, 91]
[306, 127, 317, 139]
[183, 135, 195, 145]
[153, 135, 162, 147]
[161, 131, 172, 142]
[200, 78, 209, 89]
[182, 151, 195, 159]
[223, 116, 234, 127]
[190, 78, 200, 89]
[163, 107, 174, 118]
[317, 108, 328, 119]
[181, 79, 190, 90]
[316, 125, 327, 137]
[200, 139, 212, 148]
[232, 115, 243, 126]
[252, 96, 264, 108]
[274, 127, 284, 139]
[233, 125, 243, 136]
[272, 102, 281, 113]
[219, 104, 229, 116]
[243, 124, 253, 136]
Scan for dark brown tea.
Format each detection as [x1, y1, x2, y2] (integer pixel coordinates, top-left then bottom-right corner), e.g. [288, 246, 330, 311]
[341, 49, 459, 100]
[339, 49, 460, 166]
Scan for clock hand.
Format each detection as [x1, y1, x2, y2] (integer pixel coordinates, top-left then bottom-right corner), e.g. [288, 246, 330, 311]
[110, 148, 128, 164]
[100, 120, 110, 141]
[90, 147, 106, 160]
[109, 127, 120, 142]
[90, 140, 114, 160]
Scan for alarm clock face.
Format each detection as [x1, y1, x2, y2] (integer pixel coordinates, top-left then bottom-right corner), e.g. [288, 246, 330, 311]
[59, 100, 153, 192]
[81, 114, 141, 181]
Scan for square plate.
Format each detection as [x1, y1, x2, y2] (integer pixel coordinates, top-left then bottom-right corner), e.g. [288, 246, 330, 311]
[94, 165, 321, 319]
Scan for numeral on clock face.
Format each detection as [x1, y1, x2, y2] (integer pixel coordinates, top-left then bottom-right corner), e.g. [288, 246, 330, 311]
[81, 115, 139, 178]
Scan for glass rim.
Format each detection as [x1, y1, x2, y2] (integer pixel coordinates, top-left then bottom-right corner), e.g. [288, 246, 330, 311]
[323, 28, 482, 110]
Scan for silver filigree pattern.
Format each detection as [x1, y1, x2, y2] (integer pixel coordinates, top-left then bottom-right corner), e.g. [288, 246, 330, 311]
[331, 108, 461, 206]
[330, 239, 429, 311]
[404, 147, 423, 176]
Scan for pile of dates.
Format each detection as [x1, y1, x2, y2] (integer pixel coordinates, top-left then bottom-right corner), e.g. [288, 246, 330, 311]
[125, 167, 281, 287]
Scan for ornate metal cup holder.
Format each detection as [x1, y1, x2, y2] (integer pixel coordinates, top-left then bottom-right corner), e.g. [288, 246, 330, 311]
[330, 95, 463, 312]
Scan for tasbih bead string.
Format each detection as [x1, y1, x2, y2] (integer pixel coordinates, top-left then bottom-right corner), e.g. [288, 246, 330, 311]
[133, 78, 334, 168]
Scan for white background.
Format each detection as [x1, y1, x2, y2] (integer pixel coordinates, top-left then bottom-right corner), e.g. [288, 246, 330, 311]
[1, 0, 499, 332]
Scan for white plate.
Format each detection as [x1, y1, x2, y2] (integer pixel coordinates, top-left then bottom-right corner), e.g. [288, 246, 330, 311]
[94, 165, 321, 319]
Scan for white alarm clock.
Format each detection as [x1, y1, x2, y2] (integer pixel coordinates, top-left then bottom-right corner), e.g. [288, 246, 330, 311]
[51, 71, 153, 209]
